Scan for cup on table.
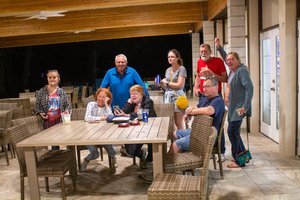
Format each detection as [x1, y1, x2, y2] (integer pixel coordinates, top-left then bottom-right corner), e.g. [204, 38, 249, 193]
[142, 109, 149, 122]
[61, 112, 71, 124]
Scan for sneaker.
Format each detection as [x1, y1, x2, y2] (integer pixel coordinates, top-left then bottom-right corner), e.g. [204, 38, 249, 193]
[218, 154, 226, 162]
[119, 145, 133, 157]
[109, 156, 118, 169]
[139, 150, 148, 169]
[81, 160, 89, 172]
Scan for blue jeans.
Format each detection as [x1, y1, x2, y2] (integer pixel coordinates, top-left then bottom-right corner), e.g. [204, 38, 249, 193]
[85, 145, 116, 161]
[228, 120, 246, 165]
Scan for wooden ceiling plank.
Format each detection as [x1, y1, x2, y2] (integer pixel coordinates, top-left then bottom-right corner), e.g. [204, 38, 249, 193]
[207, 0, 227, 20]
[0, 0, 206, 17]
[0, 24, 194, 48]
[0, 2, 204, 37]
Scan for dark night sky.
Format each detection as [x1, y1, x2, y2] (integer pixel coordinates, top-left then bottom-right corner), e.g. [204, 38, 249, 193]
[2, 33, 199, 97]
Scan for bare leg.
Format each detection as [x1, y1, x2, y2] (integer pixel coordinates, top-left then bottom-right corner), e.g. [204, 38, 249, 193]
[174, 112, 185, 130]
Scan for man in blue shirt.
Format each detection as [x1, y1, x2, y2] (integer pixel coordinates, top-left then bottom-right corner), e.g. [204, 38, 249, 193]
[100, 54, 149, 108]
[169, 77, 225, 154]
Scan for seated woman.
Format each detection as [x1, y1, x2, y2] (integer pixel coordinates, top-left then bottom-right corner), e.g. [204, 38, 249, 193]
[114, 85, 157, 169]
[81, 88, 116, 172]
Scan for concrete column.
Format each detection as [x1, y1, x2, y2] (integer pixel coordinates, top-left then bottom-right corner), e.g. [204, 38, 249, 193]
[191, 33, 200, 94]
[215, 20, 224, 57]
[248, 0, 259, 134]
[278, 0, 297, 156]
[203, 21, 215, 53]
[227, 0, 246, 63]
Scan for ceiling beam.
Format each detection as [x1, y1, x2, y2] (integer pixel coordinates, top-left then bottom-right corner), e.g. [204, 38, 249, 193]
[0, 2, 204, 37]
[0, 24, 194, 48]
[0, 0, 205, 17]
[207, 0, 227, 20]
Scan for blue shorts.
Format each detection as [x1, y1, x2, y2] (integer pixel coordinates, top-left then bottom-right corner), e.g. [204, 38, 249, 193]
[175, 129, 191, 151]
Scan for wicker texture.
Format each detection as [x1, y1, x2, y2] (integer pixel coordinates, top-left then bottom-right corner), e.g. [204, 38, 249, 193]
[154, 103, 174, 140]
[212, 110, 227, 178]
[81, 95, 95, 108]
[7, 124, 76, 200]
[71, 108, 105, 171]
[0, 98, 31, 117]
[0, 102, 18, 110]
[148, 127, 217, 200]
[72, 87, 79, 108]
[164, 114, 213, 174]
[0, 109, 14, 165]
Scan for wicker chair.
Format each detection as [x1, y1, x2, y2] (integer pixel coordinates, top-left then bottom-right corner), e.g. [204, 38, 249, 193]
[148, 127, 217, 200]
[71, 108, 107, 172]
[154, 103, 174, 140]
[0, 109, 14, 165]
[81, 85, 88, 99]
[7, 123, 76, 200]
[72, 87, 79, 108]
[164, 114, 213, 175]
[81, 95, 95, 107]
[211, 110, 227, 179]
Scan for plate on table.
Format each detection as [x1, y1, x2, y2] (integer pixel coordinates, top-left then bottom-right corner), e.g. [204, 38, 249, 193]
[112, 116, 130, 124]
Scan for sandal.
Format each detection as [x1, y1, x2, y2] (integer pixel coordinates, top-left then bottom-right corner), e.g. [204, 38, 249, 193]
[227, 162, 240, 168]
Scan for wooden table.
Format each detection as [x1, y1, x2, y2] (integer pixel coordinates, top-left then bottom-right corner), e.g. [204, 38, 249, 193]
[17, 117, 169, 200]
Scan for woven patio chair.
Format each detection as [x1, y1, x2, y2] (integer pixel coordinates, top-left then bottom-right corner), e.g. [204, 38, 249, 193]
[148, 127, 217, 200]
[7, 123, 76, 200]
[0, 109, 14, 165]
[212, 110, 227, 179]
[164, 114, 213, 175]
[71, 108, 109, 171]
[72, 87, 79, 108]
[154, 103, 174, 140]
[81, 85, 88, 99]
[81, 95, 95, 107]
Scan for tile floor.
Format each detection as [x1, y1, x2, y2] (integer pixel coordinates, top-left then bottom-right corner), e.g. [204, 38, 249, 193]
[1, 126, 300, 200]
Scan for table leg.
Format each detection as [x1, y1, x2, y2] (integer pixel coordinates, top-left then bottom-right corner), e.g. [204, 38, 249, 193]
[24, 147, 40, 200]
[152, 143, 164, 178]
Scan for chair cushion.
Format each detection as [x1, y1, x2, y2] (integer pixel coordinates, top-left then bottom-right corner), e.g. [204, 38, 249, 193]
[164, 153, 202, 173]
[148, 173, 204, 200]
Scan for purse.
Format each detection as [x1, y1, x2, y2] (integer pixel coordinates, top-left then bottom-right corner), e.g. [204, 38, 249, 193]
[236, 117, 252, 165]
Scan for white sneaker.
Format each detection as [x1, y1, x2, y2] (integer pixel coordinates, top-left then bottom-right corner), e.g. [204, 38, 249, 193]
[219, 154, 226, 162]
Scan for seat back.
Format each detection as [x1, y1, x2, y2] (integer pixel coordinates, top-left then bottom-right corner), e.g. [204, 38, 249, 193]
[189, 115, 213, 158]
[82, 95, 95, 107]
[11, 116, 44, 137]
[72, 87, 79, 107]
[203, 127, 217, 169]
[7, 123, 31, 175]
[71, 108, 87, 120]
[0, 109, 14, 130]
[81, 86, 88, 98]
[0, 102, 18, 110]
[154, 103, 174, 139]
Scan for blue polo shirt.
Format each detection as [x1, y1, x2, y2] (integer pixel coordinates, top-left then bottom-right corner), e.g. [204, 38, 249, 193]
[100, 66, 149, 108]
[197, 95, 225, 132]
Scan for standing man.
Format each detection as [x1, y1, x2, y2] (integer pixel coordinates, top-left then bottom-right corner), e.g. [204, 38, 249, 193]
[100, 54, 149, 108]
[193, 43, 228, 161]
[193, 43, 228, 98]
[226, 52, 253, 168]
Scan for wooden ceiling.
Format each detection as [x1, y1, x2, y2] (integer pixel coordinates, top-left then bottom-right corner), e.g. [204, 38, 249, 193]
[0, 0, 226, 48]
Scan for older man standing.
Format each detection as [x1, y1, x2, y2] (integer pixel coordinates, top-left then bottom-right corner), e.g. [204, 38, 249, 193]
[100, 54, 149, 108]
[226, 52, 253, 168]
[193, 43, 228, 98]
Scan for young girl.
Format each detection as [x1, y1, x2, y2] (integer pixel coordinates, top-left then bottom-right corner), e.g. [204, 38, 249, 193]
[81, 88, 116, 171]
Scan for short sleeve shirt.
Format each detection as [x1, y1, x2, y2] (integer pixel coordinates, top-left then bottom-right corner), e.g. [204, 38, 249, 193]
[197, 57, 226, 93]
[164, 66, 187, 91]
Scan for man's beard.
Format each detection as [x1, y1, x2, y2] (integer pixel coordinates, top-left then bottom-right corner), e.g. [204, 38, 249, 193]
[201, 56, 210, 62]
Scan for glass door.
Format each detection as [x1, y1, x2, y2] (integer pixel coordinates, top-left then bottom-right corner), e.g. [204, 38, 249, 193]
[260, 28, 280, 143]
